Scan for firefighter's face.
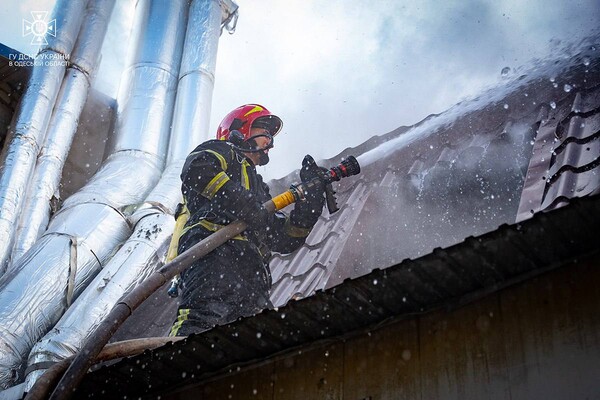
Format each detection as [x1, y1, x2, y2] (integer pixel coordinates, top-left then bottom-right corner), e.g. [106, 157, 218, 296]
[245, 128, 273, 166]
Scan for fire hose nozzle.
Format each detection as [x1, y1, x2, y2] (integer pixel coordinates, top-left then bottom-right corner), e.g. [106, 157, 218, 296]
[320, 155, 361, 213]
[325, 155, 361, 184]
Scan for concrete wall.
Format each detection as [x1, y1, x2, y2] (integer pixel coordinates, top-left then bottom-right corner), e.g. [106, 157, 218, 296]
[165, 252, 600, 400]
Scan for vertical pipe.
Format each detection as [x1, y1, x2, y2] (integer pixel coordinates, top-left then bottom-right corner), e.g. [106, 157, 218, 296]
[0, 0, 189, 390]
[168, 0, 225, 160]
[11, 0, 116, 267]
[0, 0, 90, 274]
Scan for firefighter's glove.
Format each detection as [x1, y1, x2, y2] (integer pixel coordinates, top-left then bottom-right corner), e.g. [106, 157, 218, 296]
[291, 182, 326, 228]
[215, 181, 270, 230]
[291, 161, 327, 228]
[299, 155, 327, 184]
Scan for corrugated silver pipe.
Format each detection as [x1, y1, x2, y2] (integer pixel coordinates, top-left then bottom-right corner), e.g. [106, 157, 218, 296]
[11, 0, 116, 268]
[0, 0, 189, 390]
[23, 0, 236, 390]
[0, 0, 90, 275]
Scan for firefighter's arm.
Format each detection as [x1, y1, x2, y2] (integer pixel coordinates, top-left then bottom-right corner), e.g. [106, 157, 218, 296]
[213, 181, 270, 229]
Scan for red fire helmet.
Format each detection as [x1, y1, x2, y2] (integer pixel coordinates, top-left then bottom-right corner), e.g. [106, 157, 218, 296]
[216, 104, 283, 141]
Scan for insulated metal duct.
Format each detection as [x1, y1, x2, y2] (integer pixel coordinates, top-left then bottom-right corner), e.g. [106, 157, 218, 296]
[11, 0, 116, 268]
[24, 0, 235, 389]
[0, 0, 189, 389]
[0, 0, 90, 274]
[170, 0, 235, 158]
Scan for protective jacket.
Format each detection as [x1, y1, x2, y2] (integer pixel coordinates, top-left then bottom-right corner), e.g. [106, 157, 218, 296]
[170, 140, 316, 336]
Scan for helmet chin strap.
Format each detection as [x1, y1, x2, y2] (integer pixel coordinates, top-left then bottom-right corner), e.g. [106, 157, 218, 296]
[226, 130, 273, 165]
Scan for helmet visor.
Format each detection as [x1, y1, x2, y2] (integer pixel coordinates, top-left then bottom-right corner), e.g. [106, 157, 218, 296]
[251, 115, 282, 136]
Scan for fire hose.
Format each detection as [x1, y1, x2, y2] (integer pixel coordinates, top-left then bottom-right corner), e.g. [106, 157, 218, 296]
[44, 155, 360, 400]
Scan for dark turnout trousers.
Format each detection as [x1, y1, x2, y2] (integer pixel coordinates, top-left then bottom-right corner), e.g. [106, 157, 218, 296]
[170, 235, 271, 336]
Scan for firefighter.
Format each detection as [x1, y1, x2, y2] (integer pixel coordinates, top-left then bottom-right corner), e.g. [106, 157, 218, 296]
[169, 104, 326, 336]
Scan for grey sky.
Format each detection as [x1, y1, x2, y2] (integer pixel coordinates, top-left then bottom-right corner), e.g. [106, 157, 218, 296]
[1, 0, 599, 181]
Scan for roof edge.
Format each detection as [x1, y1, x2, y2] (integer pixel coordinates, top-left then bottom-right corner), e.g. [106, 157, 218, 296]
[78, 194, 600, 398]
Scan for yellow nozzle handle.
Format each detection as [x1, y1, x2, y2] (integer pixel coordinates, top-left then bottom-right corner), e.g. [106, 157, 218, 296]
[271, 190, 297, 211]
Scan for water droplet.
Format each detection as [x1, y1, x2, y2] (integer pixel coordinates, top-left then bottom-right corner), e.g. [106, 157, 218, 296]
[550, 101, 556, 109]
[182, 372, 187, 378]
[501, 66, 510, 77]
[256, 332, 262, 339]
[563, 84, 572, 92]
[503, 104, 509, 109]
[583, 56, 591, 66]
[373, 279, 378, 285]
